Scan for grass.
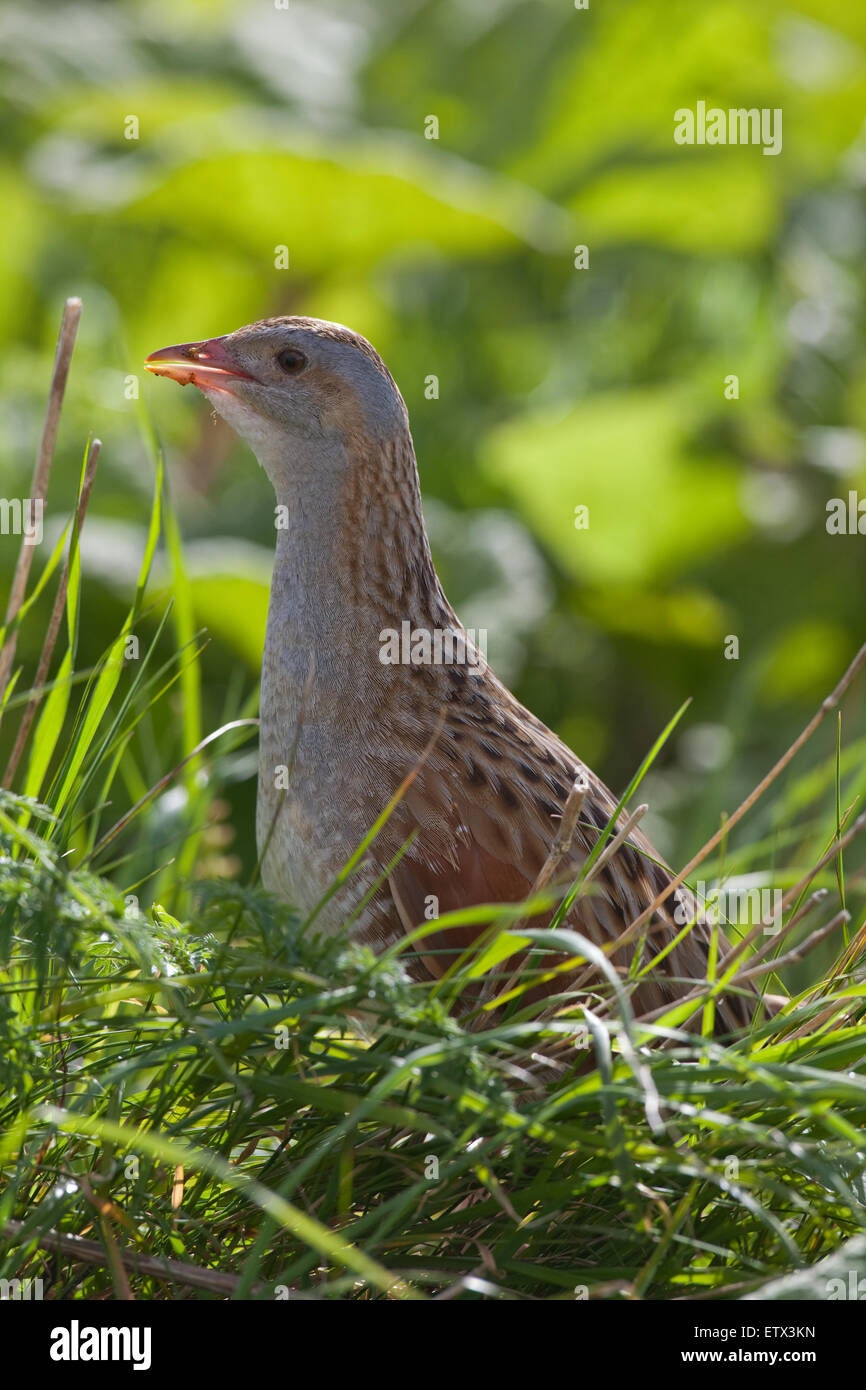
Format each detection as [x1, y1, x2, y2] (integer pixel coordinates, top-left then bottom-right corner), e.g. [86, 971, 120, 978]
[1, 302, 866, 1302]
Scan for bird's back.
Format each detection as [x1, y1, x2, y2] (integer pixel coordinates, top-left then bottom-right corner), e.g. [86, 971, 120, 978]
[343, 648, 758, 1035]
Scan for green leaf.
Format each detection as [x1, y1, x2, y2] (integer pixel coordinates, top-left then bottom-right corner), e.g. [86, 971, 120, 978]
[481, 386, 746, 589]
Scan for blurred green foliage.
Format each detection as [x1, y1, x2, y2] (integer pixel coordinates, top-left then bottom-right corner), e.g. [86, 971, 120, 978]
[1, 0, 865, 887]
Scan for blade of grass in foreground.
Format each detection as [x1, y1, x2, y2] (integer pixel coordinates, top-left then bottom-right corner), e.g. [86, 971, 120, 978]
[482, 700, 693, 1020]
[32, 1106, 422, 1300]
[836, 711, 848, 943]
[161, 469, 205, 896]
[20, 438, 93, 808]
[45, 455, 163, 830]
[550, 697, 692, 933]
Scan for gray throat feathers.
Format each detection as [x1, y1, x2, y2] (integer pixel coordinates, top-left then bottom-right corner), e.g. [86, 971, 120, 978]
[260, 428, 447, 751]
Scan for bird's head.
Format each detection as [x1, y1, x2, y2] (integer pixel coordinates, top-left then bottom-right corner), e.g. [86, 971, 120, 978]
[145, 316, 408, 491]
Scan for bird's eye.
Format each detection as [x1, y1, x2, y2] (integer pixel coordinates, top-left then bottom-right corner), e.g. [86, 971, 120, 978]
[276, 348, 307, 375]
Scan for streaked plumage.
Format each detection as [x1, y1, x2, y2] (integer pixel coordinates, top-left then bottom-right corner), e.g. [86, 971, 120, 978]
[146, 317, 758, 1034]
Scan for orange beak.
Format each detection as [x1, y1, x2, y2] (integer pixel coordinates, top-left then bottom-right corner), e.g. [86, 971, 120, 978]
[144, 337, 256, 393]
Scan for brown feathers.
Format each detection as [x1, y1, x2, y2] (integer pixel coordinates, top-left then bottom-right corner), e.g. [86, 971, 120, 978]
[148, 314, 761, 1037]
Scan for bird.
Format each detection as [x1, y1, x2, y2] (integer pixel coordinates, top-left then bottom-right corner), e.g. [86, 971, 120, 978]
[145, 316, 762, 1035]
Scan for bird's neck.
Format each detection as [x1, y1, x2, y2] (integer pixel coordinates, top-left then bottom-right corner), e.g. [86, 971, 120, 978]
[262, 428, 453, 712]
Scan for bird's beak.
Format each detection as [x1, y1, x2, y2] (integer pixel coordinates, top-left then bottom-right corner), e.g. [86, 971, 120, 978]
[144, 336, 256, 393]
